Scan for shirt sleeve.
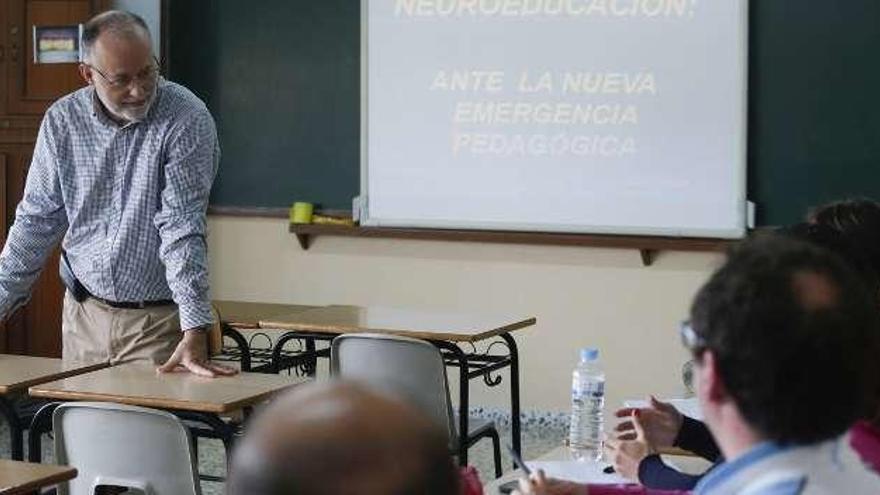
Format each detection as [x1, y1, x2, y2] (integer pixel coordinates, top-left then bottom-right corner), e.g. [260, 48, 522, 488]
[154, 106, 219, 331]
[674, 416, 722, 461]
[0, 114, 69, 319]
[638, 455, 703, 490]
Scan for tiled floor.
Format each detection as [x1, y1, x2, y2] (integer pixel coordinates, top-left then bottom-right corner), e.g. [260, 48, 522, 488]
[1, 411, 567, 494]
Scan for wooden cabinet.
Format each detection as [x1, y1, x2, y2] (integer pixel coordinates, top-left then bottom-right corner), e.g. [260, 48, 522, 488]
[4, 0, 99, 116]
[0, 0, 108, 356]
[0, 145, 65, 356]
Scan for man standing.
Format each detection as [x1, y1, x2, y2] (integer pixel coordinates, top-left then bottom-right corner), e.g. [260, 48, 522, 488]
[0, 10, 234, 377]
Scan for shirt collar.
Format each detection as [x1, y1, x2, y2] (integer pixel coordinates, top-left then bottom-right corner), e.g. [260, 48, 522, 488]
[89, 87, 119, 128]
[695, 441, 791, 494]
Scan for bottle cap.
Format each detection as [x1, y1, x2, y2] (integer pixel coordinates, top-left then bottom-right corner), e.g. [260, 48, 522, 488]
[580, 348, 599, 362]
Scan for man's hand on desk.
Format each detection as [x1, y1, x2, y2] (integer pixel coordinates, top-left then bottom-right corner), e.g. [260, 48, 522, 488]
[158, 326, 239, 377]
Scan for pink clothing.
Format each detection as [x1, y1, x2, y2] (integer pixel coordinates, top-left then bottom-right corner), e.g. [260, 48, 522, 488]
[849, 420, 880, 473]
[461, 466, 484, 495]
[585, 421, 880, 495]
[588, 485, 688, 495]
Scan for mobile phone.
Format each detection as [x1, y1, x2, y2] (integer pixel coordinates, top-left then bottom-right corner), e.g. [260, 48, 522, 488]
[498, 479, 521, 494]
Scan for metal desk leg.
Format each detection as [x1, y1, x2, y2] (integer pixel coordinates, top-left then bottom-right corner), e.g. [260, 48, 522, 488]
[173, 410, 239, 483]
[271, 333, 326, 376]
[271, 333, 300, 374]
[0, 396, 24, 460]
[303, 338, 317, 376]
[500, 333, 521, 465]
[221, 323, 252, 372]
[28, 402, 61, 463]
[173, 411, 237, 457]
[436, 341, 469, 465]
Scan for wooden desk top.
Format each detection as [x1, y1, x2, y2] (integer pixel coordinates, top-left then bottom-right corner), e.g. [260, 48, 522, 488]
[0, 460, 76, 495]
[259, 305, 537, 343]
[0, 355, 108, 395]
[29, 363, 307, 413]
[213, 300, 319, 329]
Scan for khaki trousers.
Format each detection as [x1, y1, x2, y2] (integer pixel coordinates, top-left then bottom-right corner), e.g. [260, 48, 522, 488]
[62, 291, 181, 365]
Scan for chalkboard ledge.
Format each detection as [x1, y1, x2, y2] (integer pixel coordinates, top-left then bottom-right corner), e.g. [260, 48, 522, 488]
[289, 223, 734, 266]
[208, 206, 288, 217]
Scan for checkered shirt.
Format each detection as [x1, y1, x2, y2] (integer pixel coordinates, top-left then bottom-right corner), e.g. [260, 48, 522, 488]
[0, 78, 219, 330]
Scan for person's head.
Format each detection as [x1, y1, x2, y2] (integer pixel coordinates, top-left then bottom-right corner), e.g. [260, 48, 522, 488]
[686, 235, 880, 452]
[228, 380, 459, 495]
[779, 222, 879, 297]
[809, 199, 880, 288]
[79, 10, 158, 123]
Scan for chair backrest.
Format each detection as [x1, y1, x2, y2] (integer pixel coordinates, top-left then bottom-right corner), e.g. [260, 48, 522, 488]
[53, 402, 201, 495]
[330, 333, 458, 446]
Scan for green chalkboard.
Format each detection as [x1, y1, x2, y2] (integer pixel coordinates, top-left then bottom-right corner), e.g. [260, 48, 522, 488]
[168, 1, 880, 225]
[748, 1, 880, 225]
[167, 0, 360, 211]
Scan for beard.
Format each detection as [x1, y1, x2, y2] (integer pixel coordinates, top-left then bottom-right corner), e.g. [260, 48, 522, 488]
[98, 85, 157, 123]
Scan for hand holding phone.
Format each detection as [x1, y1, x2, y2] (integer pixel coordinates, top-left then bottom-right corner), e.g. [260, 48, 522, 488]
[507, 443, 532, 475]
[498, 444, 531, 493]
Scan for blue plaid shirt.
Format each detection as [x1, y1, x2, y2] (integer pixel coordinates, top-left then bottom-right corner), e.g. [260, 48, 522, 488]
[0, 79, 218, 331]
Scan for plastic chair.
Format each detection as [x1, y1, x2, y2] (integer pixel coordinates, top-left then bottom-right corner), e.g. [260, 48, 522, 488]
[331, 333, 503, 477]
[53, 402, 201, 495]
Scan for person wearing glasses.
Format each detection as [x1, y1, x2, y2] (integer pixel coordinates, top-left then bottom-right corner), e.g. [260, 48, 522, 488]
[604, 222, 880, 492]
[600, 217, 880, 493]
[0, 10, 235, 377]
[515, 235, 880, 494]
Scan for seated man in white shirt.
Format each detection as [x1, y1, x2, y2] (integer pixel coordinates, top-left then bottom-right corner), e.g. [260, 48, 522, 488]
[518, 235, 880, 495]
[682, 235, 880, 494]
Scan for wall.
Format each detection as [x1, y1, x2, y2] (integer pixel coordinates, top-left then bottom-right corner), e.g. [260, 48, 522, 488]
[120, 0, 724, 413]
[112, 0, 160, 55]
[208, 216, 722, 412]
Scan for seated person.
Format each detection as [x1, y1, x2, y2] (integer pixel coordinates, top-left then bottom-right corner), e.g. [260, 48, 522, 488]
[516, 235, 880, 494]
[228, 380, 460, 495]
[610, 221, 880, 490]
[809, 198, 880, 296]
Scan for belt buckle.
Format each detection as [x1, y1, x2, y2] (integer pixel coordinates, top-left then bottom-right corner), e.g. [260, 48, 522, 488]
[134, 301, 147, 309]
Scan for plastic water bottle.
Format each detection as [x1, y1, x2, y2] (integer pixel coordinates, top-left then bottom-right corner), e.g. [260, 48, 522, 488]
[568, 348, 605, 461]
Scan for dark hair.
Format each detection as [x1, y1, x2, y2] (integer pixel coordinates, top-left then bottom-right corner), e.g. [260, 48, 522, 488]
[229, 430, 458, 495]
[810, 198, 880, 282]
[81, 10, 151, 62]
[690, 235, 880, 444]
[778, 222, 879, 296]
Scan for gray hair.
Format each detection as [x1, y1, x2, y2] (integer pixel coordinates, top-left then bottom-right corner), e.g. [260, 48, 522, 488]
[81, 10, 151, 63]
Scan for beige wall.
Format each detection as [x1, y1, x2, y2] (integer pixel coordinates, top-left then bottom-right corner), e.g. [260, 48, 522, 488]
[208, 216, 723, 413]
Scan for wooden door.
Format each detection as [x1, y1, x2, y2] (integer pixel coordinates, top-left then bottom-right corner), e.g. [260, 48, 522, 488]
[0, 0, 108, 356]
[0, 145, 63, 356]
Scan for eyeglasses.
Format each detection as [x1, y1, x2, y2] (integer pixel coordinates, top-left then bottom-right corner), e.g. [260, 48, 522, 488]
[679, 320, 707, 354]
[84, 56, 160, 90]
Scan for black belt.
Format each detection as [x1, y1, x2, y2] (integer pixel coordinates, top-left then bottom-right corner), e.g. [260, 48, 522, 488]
[88, 295, 175, 310]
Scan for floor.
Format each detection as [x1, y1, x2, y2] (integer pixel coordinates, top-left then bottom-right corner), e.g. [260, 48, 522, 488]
[0, 407, 568, 494]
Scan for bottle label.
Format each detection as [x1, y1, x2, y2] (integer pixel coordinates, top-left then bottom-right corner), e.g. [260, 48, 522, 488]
[572, 380, 604, 399]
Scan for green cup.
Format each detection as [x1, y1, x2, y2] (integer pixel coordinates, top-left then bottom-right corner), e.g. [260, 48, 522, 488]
[291, 202, 314, 224]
